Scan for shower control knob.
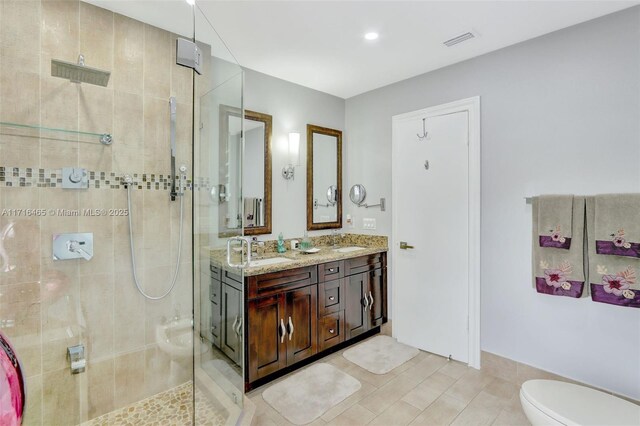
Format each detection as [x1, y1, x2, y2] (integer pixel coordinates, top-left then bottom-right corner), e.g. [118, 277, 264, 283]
[69, 169, 83, 183]
[62, 167, 88, 189]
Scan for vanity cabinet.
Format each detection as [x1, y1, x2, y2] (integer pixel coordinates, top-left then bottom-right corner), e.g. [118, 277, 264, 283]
[230, 251, 386, 389]
[246, 266, 318, 383]
[210, 266, 243, 365]
[221, 271, 243, 365]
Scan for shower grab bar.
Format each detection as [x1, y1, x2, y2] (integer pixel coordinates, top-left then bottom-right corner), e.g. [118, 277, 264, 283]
[169, 97, 178, 201]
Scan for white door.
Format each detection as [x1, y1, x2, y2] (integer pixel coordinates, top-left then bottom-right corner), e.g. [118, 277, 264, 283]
[392, 108, 471, 363]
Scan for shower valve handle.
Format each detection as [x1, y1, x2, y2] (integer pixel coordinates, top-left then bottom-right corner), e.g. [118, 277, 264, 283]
[67, 240, 92, 261]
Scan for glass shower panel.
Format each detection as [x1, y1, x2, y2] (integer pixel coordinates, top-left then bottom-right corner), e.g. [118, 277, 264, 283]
[193, 4, 246, 425]
[0, 0, 195, 424]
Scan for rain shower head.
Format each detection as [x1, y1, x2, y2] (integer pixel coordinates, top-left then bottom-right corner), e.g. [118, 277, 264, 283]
[51, 54, 110, 87]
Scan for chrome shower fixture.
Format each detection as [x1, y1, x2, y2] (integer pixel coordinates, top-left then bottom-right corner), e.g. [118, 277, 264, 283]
[51, 54, 111, 87]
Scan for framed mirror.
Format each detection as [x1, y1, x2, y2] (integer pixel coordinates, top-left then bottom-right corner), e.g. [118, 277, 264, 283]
[219, 106, 272, 236]
[307, 124, 342, 230]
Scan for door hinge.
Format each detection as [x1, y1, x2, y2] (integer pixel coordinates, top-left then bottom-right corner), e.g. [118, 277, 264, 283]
[176, 38, 202, 75]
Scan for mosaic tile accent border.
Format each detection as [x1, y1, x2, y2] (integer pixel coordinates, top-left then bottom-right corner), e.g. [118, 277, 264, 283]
[0, 166, 210, 191]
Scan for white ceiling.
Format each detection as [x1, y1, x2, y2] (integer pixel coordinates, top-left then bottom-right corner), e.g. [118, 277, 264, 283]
[89, 1, 638, 99]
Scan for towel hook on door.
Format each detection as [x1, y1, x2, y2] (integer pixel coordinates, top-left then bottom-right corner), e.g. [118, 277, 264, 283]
[417, 118, 428, 141]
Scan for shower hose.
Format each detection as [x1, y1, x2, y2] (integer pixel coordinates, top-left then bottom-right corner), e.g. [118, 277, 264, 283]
[125, 178, 184, 300]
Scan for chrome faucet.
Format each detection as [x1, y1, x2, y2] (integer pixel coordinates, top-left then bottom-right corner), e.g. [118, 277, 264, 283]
[251, 237, 259, 258]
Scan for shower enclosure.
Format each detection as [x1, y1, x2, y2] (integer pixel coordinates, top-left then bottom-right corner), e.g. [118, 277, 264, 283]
[0, 0, 245, 424]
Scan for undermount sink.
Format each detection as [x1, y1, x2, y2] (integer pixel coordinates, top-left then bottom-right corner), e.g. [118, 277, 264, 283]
[249, 257, 293, 267]
[333, 246, 366, 253]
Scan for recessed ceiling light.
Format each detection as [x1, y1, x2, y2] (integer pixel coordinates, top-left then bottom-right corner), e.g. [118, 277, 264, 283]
[364, 32, 379, 41]
[185, 0, 195, 5]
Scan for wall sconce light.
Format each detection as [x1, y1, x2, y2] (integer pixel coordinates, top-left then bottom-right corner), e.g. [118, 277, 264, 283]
[282, 132, 300, 180]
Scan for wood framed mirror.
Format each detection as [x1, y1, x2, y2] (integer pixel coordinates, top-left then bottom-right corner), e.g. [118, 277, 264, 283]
[307, 124, 342, 230]
[219, 106, 272, 236]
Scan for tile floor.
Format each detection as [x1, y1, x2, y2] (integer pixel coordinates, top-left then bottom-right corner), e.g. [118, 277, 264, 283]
[248, 337, 531, 426]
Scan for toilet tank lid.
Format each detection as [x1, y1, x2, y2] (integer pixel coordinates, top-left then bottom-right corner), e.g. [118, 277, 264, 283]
[521, 380, 640, 426]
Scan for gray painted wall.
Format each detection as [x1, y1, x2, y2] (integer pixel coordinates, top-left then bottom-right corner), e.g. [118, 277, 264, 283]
[345, 7, 640, 399]
[244, 68, 345, 239]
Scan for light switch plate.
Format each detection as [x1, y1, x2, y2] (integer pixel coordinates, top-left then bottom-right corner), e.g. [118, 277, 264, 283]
[363, 218, 377, 230]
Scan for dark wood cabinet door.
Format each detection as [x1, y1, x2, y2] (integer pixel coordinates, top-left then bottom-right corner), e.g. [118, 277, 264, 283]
[247, 294, 287, 382]
[368, 268, 387, 328]
[345, 273, 368, 339]
[285, 285, 318, 364]
[221, 283, 242, 364]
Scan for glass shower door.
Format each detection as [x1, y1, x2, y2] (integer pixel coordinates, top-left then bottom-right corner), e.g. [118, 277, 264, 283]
[0, 1, 197, 424]
[193, 4, 246, 425]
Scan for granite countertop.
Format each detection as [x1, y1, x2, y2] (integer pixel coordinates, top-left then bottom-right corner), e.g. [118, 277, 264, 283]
[208, 234, 388, 277]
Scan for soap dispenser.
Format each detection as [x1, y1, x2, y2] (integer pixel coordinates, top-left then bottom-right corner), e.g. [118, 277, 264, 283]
[277, 232, 286, 253]
[301, 231, 311, 250]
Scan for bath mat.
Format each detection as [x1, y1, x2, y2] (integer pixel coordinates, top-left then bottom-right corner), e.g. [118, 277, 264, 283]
[262, 363, 361, 425]
[343, 335, 420, 374]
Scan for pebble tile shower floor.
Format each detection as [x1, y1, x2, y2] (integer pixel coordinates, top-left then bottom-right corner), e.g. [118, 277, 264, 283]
[80, 382, 227, 426]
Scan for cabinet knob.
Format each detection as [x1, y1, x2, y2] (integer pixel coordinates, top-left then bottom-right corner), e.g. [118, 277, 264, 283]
[329, 296, 335, 301]
[328, 268, 335, 272]
[329, 328, 335, 334]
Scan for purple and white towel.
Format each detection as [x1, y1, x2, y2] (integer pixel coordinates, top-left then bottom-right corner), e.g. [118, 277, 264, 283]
[594, 194, 640, 259]
[538, 195, 574, 249]
[587, 196, 640, 308]
[532, 196, 587, 299]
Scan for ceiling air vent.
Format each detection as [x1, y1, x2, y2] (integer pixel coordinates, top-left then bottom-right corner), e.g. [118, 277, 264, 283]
[443, 31, 476, 47]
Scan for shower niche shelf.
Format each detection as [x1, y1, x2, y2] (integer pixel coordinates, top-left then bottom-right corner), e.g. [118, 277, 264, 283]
[0, 121, 113, 145]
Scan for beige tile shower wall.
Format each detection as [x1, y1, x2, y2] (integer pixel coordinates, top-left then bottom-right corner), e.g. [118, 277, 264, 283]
[0, 1, 194, 424]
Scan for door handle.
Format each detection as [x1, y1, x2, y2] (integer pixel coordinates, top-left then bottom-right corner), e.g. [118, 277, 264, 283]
[368, 291, 374, 310]
[232, 315, 238, 333]
[235, 317, 242, 337]
[362, 296, 368, 312]
[399, 241, 415, 250]
[227, 236, 250, 268]
[280, 318, 287, 344]
[288, 316, 294, 341]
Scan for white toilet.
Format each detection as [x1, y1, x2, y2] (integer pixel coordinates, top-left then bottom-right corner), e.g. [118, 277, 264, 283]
[520, 380, 640, 426]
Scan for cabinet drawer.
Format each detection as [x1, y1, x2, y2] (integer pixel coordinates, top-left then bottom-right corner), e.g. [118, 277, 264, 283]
[224, 270, 243, 290]
[319, 261, 344, 282]
[344, 253, 385, 276]
[318, 279, 344, 316]
[318, 311, 345, 351]
[210, 264, 222, 280]
[247, 266, 317, 300]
